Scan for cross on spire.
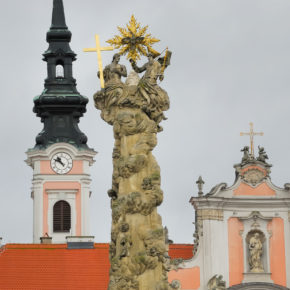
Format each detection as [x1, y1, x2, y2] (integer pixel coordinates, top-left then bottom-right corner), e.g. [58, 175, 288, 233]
[240, 122, 264, 156]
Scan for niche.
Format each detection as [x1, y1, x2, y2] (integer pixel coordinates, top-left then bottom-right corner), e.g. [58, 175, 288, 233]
[246, 229, 267, 273]
[56, 63, 64, 78]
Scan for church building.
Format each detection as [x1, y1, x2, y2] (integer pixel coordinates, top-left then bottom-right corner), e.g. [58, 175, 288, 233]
[0, 1, 289, 289]
[169, 144, 290, 289]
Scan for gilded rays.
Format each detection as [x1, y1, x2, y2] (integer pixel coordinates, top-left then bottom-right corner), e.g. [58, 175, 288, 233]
[107, 15, 160, 61]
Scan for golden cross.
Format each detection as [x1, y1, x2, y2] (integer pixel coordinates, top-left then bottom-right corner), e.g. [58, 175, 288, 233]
[83, 34, 114, 88]
[240, 122, 264, 156]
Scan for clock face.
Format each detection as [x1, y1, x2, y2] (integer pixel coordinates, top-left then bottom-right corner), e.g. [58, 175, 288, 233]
[50, 152, 73, 174]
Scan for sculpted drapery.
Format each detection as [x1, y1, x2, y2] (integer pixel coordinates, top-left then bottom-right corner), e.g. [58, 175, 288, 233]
[94, 52, 175, 290]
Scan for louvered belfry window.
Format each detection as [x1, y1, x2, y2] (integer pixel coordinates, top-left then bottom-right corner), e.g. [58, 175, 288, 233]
[53, 200, 71, 232]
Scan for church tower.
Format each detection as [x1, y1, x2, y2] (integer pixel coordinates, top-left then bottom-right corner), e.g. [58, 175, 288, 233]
[26, 0, 96, 243]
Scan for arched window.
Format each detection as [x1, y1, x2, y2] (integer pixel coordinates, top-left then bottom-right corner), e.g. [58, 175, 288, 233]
[56, 64, 64, 78]
[53, 200, 71, 232]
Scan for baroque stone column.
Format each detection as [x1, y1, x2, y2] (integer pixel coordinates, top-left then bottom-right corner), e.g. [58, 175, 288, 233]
[94, 52, 173, 290]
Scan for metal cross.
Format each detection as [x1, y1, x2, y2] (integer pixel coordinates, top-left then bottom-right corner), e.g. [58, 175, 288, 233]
[240, 122, 264, 156]
[83, 34, 114, 88]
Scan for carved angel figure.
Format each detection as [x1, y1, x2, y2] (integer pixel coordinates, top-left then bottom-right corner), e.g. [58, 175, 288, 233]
[249, 232, 264, 273]
[241, 146, 250, 163]
[257, 146, 268, 163]
[94, 53, 127, 123]
[129, 52, 171, 129]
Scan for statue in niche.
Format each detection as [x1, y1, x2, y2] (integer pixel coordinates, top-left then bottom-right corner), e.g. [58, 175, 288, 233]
[248, 232, 264, 273]
[130, 51, 171, 130]
[257, 146, 268, 163]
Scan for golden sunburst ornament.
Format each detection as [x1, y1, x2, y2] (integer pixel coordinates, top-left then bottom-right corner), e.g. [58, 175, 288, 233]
[107, 15, 160, 61]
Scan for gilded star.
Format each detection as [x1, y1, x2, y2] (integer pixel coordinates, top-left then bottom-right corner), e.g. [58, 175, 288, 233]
[107, 15, 160, 61]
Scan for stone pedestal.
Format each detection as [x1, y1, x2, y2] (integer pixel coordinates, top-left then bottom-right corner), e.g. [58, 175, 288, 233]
[243, 272, 273, 283]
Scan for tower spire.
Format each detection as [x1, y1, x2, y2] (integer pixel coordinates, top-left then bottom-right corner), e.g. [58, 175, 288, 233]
[51, 0, 67, 29]
[46, 0, 73, 56]
[33, 0, 88, 149]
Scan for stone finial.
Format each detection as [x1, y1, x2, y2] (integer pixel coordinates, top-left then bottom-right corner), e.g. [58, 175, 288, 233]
[196, 176, 205, 196]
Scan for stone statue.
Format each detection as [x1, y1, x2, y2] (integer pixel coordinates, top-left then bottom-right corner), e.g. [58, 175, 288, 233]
[102, 53, 127, 83]
[207, 275, 226, 290]
[248, 232, 264, 273]
[257, 146, 268, 163]
[94, 51, 173, 289]
[241, 146, 250, 163]
[94, 53, 127, 124]
[130, 52, 171, 131]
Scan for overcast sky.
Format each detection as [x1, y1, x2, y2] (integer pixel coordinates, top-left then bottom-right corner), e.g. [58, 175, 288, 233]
[1, 0, 290, 244]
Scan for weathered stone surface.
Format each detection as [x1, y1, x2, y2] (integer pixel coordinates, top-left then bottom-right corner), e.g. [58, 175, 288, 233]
[94, 53, 173, 290]
[207, 274, 226, 290]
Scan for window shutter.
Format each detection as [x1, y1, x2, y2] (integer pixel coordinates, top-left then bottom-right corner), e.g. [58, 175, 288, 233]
[53, 200, 71, 232]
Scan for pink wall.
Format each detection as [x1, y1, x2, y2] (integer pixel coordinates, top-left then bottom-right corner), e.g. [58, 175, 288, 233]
[228, 217, 244, 286]
[43, 182, 81, 236]
[234, 182, 275, 196]
[268, 218, 287, 286]
[41, 160, 83, 175]
[168, 267, 200, 289]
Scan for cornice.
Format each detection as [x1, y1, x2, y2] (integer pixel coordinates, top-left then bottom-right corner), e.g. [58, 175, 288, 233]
[32, 174, 91, 182]
[190, 196, 290, 210]
[26, 143, 97, 166]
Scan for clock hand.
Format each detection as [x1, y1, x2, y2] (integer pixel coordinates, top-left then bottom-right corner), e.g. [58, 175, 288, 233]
[54, 157, 65, 167]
